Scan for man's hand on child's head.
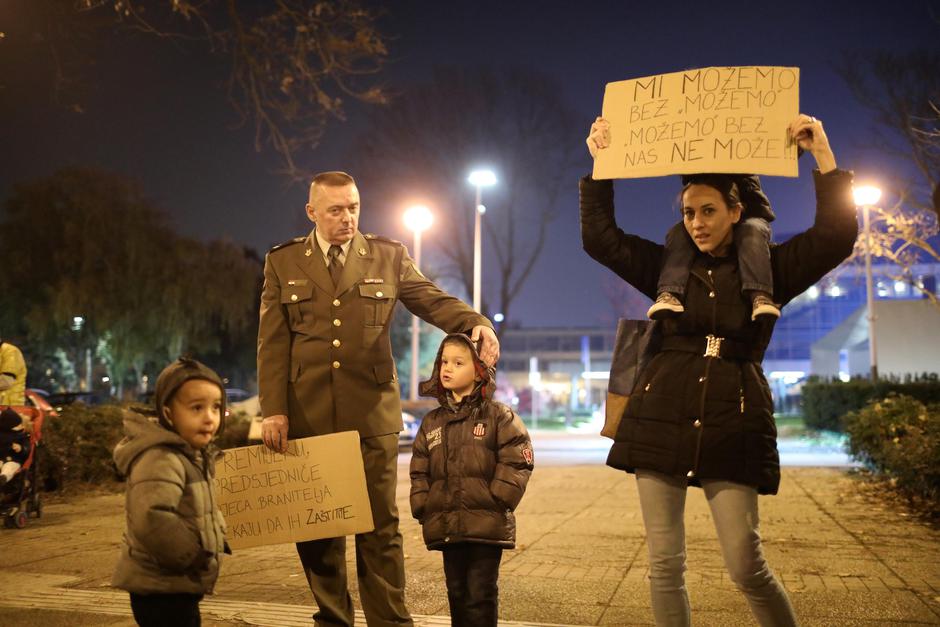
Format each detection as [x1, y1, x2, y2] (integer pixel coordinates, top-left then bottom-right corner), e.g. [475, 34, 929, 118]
[471, 325, 500, 366]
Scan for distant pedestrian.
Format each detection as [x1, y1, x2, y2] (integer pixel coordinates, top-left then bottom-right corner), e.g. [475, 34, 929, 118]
[112, 357, 229, 627]
[583, 113, 858, 626]
[410, 333, 534, 627]
[0, 336, 27, 406]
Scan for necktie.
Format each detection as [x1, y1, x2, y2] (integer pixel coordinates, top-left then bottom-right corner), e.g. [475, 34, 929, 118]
[327, 245, 343, 286]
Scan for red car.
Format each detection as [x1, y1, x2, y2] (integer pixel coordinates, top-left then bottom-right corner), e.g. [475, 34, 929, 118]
[24, 389, 58, 418]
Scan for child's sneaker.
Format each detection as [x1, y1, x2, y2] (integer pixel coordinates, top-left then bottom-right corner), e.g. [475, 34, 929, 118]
[647, 292, 684, 320]
[751, 293, 781, 321]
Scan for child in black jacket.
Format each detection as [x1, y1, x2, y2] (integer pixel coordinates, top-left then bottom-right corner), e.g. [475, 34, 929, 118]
[410, 333, 534, 627]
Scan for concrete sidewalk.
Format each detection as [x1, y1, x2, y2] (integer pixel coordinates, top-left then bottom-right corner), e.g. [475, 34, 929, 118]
[1, 442, 938, 625]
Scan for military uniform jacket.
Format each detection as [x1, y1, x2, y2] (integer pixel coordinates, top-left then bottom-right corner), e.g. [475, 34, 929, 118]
[258, 230, 491, 439]
[581, 169, 858, 494]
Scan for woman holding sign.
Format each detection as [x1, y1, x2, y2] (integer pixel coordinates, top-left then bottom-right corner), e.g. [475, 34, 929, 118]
[582, 114, 857, 627]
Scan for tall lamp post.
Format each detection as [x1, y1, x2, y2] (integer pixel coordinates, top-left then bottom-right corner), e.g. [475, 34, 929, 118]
[404, 205, 434, 400]
[467, 169, 496, 312]
[853, 185, 882, 381]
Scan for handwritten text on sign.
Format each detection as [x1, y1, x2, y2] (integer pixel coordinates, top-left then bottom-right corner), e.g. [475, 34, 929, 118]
[593, 66, 800, 179]
[214, 432, 374, 549]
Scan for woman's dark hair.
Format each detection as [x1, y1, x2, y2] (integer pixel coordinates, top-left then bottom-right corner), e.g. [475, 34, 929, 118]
[678, 174, 742, 210]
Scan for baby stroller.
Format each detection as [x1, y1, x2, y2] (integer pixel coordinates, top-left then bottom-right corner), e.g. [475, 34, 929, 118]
[0, 405, 44, 528]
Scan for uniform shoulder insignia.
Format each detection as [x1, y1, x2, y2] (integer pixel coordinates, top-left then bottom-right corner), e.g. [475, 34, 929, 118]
[268, 236, 306, 253]
[363, 233, 403, 246]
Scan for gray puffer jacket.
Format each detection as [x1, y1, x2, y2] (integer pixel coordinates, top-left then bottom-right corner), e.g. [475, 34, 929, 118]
[410, 334, 534, 550]
[112, 410, 227, 595]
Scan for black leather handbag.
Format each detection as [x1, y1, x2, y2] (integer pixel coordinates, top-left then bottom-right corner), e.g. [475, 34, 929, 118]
[602, 319, 660, 439]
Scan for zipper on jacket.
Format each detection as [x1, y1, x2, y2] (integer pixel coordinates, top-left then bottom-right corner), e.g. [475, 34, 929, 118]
[689, 264, 718, 478]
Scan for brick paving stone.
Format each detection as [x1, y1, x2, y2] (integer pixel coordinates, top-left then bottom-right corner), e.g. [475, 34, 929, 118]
[3, 460, 940, 626]
[842, 576, 869, 591]
[822, 574, 849, 591]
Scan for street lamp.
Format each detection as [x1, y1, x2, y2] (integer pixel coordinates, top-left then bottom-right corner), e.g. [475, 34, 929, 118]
[404, 204, 434, 400]
[467, 169, 496, 312]
[853, 185, 882, 380]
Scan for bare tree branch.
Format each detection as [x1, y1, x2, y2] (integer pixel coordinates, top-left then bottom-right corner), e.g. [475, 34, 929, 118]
[5, 0, 390, 181]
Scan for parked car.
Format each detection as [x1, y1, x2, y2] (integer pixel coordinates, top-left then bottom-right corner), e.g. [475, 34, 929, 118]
[46, 391, 112, 413]
[399, 412, 420, 448]
[246, 404, 430, 448]
[225, 388, 252, 403]
[398, 399, 437, 449]
[24, 389, 59, 418]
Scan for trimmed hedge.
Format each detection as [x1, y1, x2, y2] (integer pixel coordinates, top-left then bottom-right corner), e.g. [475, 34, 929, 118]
[38, 404, 252, 491]
[801, 374, 940, 432]
[844, 395, 940, 507]
[41, 403, 126, 490]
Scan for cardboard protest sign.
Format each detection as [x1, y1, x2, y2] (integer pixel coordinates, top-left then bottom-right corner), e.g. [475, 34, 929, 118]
[593, 66, 800, 180]
[214, 432, 374, 549]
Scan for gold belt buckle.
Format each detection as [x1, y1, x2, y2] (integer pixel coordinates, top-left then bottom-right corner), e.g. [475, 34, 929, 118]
[704, 334, 724, 358]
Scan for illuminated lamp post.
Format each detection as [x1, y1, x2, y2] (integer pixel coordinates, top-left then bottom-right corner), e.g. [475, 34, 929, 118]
[404, 204, 434, 400]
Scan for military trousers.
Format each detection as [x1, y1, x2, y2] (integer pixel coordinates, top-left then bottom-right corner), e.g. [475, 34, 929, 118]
[296, 432, 413, 627]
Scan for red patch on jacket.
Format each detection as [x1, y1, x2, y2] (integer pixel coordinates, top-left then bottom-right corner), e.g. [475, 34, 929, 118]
[473, 422, 486, 437]
[522, 445, 533, 465]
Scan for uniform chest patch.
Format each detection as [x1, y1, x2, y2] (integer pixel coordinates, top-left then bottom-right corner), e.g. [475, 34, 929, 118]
[473, 422, 486, 438]
[427, 426, 442, 451]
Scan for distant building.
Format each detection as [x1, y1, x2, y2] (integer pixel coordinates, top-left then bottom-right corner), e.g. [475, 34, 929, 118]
[496, 259, 940, 415]
[811, 300, 940, 379]
[495, 326, 615, 417]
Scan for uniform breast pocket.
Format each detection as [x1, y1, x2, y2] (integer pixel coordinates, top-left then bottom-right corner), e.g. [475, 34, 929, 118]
[358, 284, 397, 327]
[281, 284, 314, 328]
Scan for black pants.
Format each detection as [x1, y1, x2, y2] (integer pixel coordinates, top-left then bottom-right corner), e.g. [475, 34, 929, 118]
[129, 592, 202, 627]
[442, 544, 503, 627]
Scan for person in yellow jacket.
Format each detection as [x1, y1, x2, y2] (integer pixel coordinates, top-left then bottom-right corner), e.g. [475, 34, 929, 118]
[0, 338, 27, 406]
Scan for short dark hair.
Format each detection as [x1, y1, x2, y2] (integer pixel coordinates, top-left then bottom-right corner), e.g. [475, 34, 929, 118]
[311, 171, 356, 188]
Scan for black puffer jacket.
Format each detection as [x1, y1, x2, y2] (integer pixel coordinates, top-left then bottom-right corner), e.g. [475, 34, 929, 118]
[410, 334, 534, 549]
[581, 169, 857, 494]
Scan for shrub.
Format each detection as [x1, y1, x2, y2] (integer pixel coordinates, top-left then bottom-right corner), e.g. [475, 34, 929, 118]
[801, 374, 940, 432]
[216, 411, 252, 450]
[40, 403, 126, 491]
[39, 404, 251, 491]
[844, 395, 940, 506]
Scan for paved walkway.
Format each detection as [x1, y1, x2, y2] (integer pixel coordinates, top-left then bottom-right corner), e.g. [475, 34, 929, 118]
[1, 435, 938, 626]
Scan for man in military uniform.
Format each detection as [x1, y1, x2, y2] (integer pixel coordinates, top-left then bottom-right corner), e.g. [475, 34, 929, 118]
[258, 171, 498, 627]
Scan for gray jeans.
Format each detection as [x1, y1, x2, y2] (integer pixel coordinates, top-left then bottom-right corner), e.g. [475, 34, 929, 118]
[635, 469, 797, 627]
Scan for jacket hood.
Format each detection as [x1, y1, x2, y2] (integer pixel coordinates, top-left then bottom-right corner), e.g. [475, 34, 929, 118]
[113, 409, 200, 475]
[419, 333, 495, 406]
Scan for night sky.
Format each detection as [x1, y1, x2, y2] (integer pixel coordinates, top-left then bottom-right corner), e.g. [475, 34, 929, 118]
[2, 0, 938, 327]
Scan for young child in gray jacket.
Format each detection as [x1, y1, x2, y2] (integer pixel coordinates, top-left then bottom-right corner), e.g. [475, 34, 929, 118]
[112, 357, 228, 627]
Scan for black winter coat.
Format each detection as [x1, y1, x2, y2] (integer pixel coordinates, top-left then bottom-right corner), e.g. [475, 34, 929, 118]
[581, 170, 857, 494]
[410, 334, 534, 550]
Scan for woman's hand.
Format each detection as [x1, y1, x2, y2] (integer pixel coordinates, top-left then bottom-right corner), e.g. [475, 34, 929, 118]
[586, 117, 611, 159]
[788, 114, 836, 174]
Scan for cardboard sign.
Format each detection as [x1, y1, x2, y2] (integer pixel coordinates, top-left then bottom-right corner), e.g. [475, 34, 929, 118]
[214, 432, 374, 549]
[593, 66, 800, 180]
